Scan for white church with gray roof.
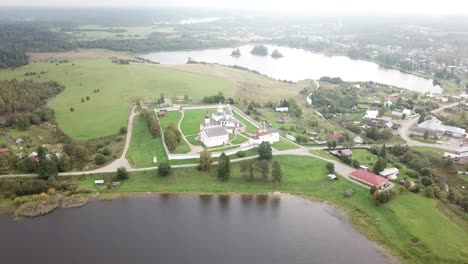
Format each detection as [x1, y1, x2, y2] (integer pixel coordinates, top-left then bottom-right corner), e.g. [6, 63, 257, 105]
[198, 103, 239, 147]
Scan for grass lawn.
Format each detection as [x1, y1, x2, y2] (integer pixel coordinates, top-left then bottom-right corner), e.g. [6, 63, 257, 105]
[352, 149, 379, 167]
[126, 114, 168, 167]
[230, 134, 248, 145]
[186, 135, 203, 146]
[180, 109, 215, 136]
[79, 155, 468, 263]
[272, 137, 299, 150]
[0, 60, 233, 140]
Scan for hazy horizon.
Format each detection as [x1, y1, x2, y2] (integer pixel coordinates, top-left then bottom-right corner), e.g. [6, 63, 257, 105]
[0, 0, 467, 15]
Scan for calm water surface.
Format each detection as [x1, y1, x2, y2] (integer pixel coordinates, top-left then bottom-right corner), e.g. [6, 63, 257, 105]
[141, 44, 442, 94]
[0, 194, 392, 264]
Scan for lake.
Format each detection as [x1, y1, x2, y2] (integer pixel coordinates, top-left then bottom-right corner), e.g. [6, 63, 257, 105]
[0, 194, 393, 264]
[140, 44, 442, 94]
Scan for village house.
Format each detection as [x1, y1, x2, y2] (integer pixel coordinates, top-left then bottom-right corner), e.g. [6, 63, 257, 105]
[353, 136, 364, 145]
[329, 148, 353, 158]
[412, 117, 466, 138]
[350, 169, 389, 189]
[444, 147, 468, 164]
[286, 134, 296, 142]
[363, 109, 379, 120]
[379, 168, 400, 180]
[276, 115, 292, 123]
[16, 138, 25, 145]
[249, 123, 280, 145]
[275, 107, 289, 113]
[158, 109, 167, 117]
[328, 132, 343, 142]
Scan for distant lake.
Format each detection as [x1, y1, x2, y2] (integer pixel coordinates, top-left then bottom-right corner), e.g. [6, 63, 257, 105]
[0, 194, 392, 264]
[178, 17, 226, 24]
[140, 44, 442, 94]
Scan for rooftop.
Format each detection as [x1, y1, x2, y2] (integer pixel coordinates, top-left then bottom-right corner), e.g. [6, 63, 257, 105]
[202, 126, 228, 138]
[350, 169, 389, 187]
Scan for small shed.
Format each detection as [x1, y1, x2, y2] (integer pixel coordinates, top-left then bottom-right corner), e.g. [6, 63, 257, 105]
[94, 180, 105, 185]
[327, 174, 337, 180]
[343, 189, 354, 197]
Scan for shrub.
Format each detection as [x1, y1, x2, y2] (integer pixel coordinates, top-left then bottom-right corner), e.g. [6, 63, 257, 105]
[119, 126, 127, 134]
[101, 148, 112, 156]
[158, 162, 171, 176]
[94, 154, 106, 165]
[236, 150, 246, 157]
[116, 167, 129, 181]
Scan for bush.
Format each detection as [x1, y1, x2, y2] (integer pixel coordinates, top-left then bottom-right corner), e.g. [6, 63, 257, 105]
[101, 148, 112, 156]
[94, 154, 106, 165]
[326, 162, 335, 174]
[115, 167, 128, 181]
[158, 162, 171, 176]
[119, 126, 127, 134]
[236, 150, 246, 158]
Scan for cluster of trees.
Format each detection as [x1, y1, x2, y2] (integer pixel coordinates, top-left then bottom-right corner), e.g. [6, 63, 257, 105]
[0, 47, 28, 68]
[0, 178, 77, 199]
[319, 76, 344, 84]
[202, 92, 225, 104]
[164, 123, 182, 152]
[240, 159, 283, 182]
[231, 49, 240, 56]
[0, 80, 64, 129]
[142, 109, 161, 137]
[311, 86, 358, 118]
[278, 98, 302, 118]
[250, 45, 268, 56]
[370, 186, 397, 204]
[366, 127, 392, 141]
[271, 49, 283, 58]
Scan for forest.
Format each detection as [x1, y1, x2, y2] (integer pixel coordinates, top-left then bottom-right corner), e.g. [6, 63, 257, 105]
[0, 79, 64, 129]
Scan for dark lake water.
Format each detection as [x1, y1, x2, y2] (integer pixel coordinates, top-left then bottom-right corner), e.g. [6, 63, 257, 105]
[140, 44, 442, 94]
[0, 194, 392, 264]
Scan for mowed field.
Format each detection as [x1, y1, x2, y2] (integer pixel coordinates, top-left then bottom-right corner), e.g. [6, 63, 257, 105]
[80, 155, 468, 263]
[0, 60, 233, 140]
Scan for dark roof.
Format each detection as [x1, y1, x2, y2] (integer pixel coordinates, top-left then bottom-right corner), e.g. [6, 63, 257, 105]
[350, 169, 388, 187]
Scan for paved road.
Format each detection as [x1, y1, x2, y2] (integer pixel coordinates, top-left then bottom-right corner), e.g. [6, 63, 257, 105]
[398, 102, 460, 152]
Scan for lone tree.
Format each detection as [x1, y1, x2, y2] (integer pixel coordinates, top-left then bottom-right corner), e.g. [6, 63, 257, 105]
[256, 160, 270, 181]
[158, 162, 171, 177]
[380, 144, 387, 158]
[258, 141, 273, 161]
[326, 162, 335, 174]
[423, 129, 429, 140]
[271, 160, 283, 183]
[217, 152, 230, 181]
[116, 167, 128, 181]
[94, 153, 106, 165]
[373, 158, 387, 174]
[198, 149, 213, 171]
[37, 158, 58, 180]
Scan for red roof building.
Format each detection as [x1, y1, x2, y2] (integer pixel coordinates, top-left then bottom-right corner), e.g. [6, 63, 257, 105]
[350, 169, 389, 188]
[0, 148, 10, 154]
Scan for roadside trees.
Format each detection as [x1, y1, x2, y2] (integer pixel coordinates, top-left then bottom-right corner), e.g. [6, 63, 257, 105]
[198, 149, 213, 171]
[271, 160, 283, 183]
[258, 141, 272, 161]
[326, 162, 335, 174]
[217, 153, 230, 181]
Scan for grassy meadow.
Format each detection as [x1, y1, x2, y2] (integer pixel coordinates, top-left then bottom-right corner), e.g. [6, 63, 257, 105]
[78, 155, 468, 264]
[0, 60, 233, 140]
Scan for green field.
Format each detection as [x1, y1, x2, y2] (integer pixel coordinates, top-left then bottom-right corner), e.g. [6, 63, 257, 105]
[0, 60, 233, 140]
[180, 109, 213, 136]
[157, 111, 191, 154]
[126, 114, 168, 167]
[352, 149, 379, 167]
[272, 137, 300, 150]
[79, 155, 468, 263]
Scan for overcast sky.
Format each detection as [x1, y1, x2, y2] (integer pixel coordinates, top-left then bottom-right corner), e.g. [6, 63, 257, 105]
[0, 0, 467, 15]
